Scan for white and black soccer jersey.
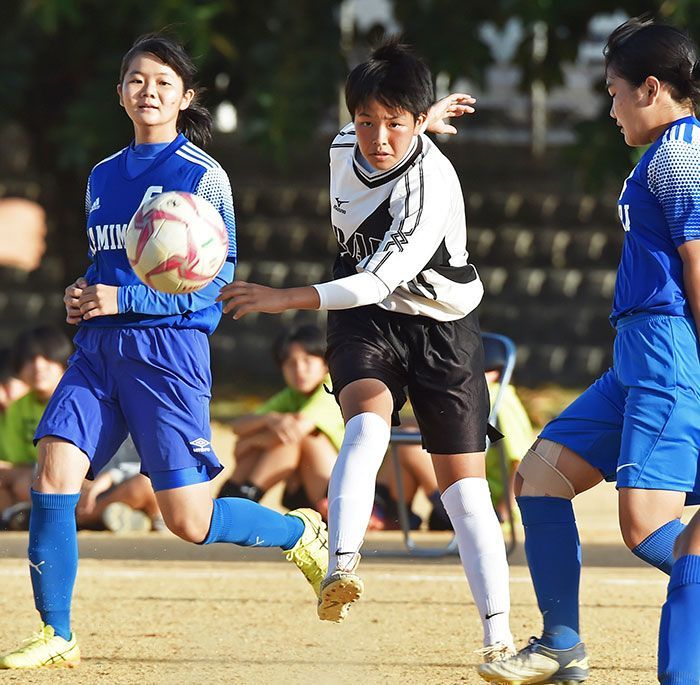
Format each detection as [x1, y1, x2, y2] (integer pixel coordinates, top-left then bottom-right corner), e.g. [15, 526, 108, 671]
[329, 124, 483, 321]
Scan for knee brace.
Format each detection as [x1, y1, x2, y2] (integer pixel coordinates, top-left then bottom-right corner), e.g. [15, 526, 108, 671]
[517, 439, 576, 499]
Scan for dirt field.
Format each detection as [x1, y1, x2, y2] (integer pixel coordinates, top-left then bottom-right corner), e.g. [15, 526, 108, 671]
[0, 425, 682, 684]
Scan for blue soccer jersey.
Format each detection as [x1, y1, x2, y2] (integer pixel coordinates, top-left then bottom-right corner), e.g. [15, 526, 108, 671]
[82, 133, 237, 334]
[611, 116, 700, 324]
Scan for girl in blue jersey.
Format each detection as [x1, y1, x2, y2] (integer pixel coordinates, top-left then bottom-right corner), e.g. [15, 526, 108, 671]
[480, 18, 700, 685]
[0, 34, 328, 671]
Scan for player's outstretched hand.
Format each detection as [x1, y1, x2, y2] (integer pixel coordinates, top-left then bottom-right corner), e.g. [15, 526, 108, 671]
[218, 281, 320, 319]
[64, 277, 88, 324]
[421, 93, 476, 136]
[78, 284, 119, 320]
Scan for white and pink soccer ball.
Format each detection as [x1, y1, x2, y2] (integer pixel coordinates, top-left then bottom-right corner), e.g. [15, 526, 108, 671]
[125, 191, 228, 294]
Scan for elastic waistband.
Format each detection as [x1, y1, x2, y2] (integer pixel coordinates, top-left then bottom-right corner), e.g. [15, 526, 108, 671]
[615, 312, 692, 331]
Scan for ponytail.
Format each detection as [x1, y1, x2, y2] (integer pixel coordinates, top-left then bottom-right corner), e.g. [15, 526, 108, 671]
[178, 102, 213, 148]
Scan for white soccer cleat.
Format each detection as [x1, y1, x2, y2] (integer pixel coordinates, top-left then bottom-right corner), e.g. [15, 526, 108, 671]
[317, 552, 364, 623]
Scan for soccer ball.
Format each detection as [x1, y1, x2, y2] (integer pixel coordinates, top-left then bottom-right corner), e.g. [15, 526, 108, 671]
[125, 191, 228, 294]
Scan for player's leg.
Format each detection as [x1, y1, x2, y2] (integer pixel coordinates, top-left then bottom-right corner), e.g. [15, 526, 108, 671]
[316, 378, 393, 622]
[120, 327, 328, 599]
[619, 487, 685, 574]
[432, 449, 515, 659]
[154, 475, 327, 596]
[0, 333, 127, 670]
[478, 368, 625, 684]
[658, 512, 700, 683]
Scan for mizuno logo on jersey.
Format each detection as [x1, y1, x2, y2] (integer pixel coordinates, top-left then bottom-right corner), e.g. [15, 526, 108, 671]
[90, 197, 101, 213]
[333, 197, 350, 214]
[87, 223, 128, 254]
[189, 437, 211, 453]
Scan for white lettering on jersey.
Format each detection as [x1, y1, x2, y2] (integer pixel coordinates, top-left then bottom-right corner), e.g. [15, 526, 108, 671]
[618, 172, 632, 232]
[618, 204, 631, 232]
[87, 223, 129, 253]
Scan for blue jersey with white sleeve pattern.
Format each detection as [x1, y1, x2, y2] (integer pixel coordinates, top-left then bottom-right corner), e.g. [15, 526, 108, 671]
[611, 116, 700, 325]
[81, 133, 236, 334]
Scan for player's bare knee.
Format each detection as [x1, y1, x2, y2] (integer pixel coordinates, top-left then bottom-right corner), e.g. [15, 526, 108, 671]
[164, 515, 209, 544]
[516, 439, 576, 500]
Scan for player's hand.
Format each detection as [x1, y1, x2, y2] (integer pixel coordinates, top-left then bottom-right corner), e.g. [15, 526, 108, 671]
[218, 281, 289, 319]
[64, 277, 88, 324]
[421, 93, 476, 136]
[78, 284, 119, 319]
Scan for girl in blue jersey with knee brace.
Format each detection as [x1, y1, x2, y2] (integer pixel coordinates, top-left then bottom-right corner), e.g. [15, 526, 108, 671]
[0, 33, 328, 670]
[480, 17, 700, 685]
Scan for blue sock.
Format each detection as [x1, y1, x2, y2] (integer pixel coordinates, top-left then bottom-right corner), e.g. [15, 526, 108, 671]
[29, 490, 80, 641]
[518, 496, 581, 650]
[658, 555, 700, 684]
[202, 497, 304, 549]
[632, 519, 685, 575]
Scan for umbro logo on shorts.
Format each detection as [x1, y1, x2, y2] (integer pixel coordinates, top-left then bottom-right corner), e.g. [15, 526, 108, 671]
[189, 437, 211, 453]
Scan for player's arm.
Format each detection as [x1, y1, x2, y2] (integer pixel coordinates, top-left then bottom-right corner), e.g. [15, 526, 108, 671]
[80, 168, 237, 319]
[218, 168, 446, 317]
[650, 139, 700, 335]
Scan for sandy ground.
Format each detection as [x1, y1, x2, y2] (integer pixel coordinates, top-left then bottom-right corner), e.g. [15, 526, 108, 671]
[0, 425, 687, 684]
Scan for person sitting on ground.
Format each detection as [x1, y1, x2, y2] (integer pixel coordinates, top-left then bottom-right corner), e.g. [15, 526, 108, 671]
[0, 326, 72, 529]
[75, 434, 164, 533]
[372, 338, 534, 532]
[218, 324, 344, 519]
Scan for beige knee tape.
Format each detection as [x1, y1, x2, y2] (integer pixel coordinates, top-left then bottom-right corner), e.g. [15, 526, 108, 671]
[518, 439, 576, 499]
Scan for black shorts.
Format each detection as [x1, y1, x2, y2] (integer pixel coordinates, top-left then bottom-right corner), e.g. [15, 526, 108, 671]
[326, 305, 491, 455]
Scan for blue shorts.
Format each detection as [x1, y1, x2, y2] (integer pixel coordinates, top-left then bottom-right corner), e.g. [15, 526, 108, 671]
[541, 313, 700, 502]
[35, 326, 222, 491]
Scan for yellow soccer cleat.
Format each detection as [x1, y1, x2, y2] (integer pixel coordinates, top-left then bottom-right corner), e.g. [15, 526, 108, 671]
[283, 508, 329, 598]
[0, 624, 80, 669]
[317, 552, 364, 623]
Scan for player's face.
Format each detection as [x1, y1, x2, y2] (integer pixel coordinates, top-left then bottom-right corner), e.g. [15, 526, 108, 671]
[117, 52, 194, 143]
[280, 344, 328, 396]
[606, 71, 654, 147]
[19, 356, 64, 401]
[354, 99, 426, 171]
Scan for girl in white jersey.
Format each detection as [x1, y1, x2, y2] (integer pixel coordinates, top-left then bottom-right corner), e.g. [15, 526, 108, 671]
[219, 41, 516, 668]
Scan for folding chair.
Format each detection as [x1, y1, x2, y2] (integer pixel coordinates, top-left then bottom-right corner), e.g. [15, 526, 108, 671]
[385, 332, 518, 557]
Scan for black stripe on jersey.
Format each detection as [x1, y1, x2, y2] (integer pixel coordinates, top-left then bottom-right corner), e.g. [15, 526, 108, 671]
[416, 273, 437, 299]
[337, 128, 356, 136]
[331, 143, 355, 148]
[432, 263, 478, 284]
[352, 137, 424, 189]
[369, 156, 425, 274]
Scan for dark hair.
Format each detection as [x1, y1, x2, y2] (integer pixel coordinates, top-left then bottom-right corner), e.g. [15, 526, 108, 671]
[11, 326, 72, 375]
[273, 325, 326, 366]
[345, 39, 434, 120]
[119, 33, 213, 147]
[604, 17, 700, 110]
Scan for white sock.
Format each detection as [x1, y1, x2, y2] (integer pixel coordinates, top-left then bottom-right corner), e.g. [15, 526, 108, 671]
[326, 412, 390, 576]
[441, 478, 513, 647]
